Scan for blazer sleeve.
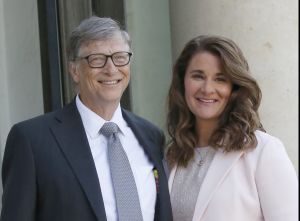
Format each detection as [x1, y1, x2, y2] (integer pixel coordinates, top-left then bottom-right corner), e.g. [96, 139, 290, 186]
[1, 124, 37, 221]
[255, 136, 298, 221]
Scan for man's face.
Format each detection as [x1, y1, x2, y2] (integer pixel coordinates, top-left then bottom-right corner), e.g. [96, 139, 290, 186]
[69, 34, 131, 112]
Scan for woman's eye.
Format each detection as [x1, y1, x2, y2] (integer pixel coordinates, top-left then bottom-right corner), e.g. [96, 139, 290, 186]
[216, 77, 226, 82]
[215, 75, 229, 82]
[192, 74, 204, 79]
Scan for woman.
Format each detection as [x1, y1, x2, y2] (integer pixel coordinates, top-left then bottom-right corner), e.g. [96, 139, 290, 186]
[166, 35, 298, 221]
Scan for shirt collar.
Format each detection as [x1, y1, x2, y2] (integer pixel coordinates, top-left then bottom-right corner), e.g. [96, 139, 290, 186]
[75, 95, 127, 138]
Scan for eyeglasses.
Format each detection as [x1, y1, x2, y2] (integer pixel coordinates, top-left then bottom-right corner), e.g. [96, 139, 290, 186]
[77, 51, 132, 68]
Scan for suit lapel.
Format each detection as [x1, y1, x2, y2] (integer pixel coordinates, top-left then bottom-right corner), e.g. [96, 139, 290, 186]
[50, 102, 107, 221]
[122, 109, 162, 167]
[122, 109, 172, 221]
[192, 149, 244, 221]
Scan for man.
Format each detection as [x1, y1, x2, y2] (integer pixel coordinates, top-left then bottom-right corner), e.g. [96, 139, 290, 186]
[1, 16, 173, 221]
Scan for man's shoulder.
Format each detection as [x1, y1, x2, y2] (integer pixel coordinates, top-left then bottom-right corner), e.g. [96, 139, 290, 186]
[13, 102, 76, 130]
[122, 109, 165, 150]
[122, 109, 162, 133]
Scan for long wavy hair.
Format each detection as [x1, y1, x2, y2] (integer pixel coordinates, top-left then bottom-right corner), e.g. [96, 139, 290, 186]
[166, 35, 265, 168]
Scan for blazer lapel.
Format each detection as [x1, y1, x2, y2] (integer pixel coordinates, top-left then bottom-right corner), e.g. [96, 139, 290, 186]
[192, 149, 244, 221]
[168, 163, 177, 192]
[50, 102, 107, 221]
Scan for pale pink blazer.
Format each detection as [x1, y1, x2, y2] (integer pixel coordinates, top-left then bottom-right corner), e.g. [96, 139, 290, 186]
[168, 131, 298, 221]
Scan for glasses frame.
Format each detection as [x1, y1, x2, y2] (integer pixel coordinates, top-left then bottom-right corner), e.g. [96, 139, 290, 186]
[77, 51, 133, 68]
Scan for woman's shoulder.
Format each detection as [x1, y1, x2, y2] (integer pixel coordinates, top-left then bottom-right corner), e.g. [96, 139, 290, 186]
[251, 132, 297, 189]
[254, 130, 284, 148]
[240, 130, 295, 176]
[246, 130, 287, 159]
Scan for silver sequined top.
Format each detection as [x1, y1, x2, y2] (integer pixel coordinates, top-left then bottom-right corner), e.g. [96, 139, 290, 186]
[171, 146, 216, 221]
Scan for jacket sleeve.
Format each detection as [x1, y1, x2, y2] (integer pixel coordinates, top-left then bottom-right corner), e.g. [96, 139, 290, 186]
[255, 136, 298, 221]
[1, 124, 37, 221]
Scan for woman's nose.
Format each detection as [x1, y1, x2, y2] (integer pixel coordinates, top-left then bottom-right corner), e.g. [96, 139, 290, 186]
[201, 80, 215, 94]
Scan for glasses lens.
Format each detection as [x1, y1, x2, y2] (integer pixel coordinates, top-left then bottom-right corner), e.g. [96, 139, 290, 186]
[112, 52, 131, 66]
[88, 54, 107, 67]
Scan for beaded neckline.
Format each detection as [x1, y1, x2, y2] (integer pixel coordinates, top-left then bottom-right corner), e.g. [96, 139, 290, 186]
[195, 146, 212, 167]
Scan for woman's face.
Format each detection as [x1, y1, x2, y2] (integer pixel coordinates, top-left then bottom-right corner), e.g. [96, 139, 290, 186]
[184, 51, 233, 127]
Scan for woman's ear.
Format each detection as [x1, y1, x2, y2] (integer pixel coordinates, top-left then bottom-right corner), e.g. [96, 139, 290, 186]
[69, 61, 80, 83]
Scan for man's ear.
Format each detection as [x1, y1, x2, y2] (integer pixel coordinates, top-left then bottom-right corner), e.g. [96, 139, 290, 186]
[69, 61, 80, 83]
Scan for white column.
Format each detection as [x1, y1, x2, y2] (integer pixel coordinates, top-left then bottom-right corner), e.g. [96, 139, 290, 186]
[0, 0, 44, 157]
[169, 0, 298, 171]
[124, 0, 172, 129]
[0, 0, 11, 158]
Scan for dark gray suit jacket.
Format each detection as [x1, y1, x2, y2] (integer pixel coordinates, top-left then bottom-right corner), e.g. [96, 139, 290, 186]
[0, 101, 173, 221]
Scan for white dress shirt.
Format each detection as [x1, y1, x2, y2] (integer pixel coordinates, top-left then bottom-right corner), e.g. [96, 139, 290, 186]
[76, 95, 156, 221]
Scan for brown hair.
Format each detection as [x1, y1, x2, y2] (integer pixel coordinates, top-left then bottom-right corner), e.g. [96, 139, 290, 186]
[166, 35, 265, 168]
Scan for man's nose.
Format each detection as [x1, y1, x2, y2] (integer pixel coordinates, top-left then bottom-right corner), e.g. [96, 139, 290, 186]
[103, 57, 118, 73]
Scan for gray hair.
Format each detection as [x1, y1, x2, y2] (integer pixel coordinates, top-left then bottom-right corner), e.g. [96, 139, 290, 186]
[67, 16, 131, 61]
